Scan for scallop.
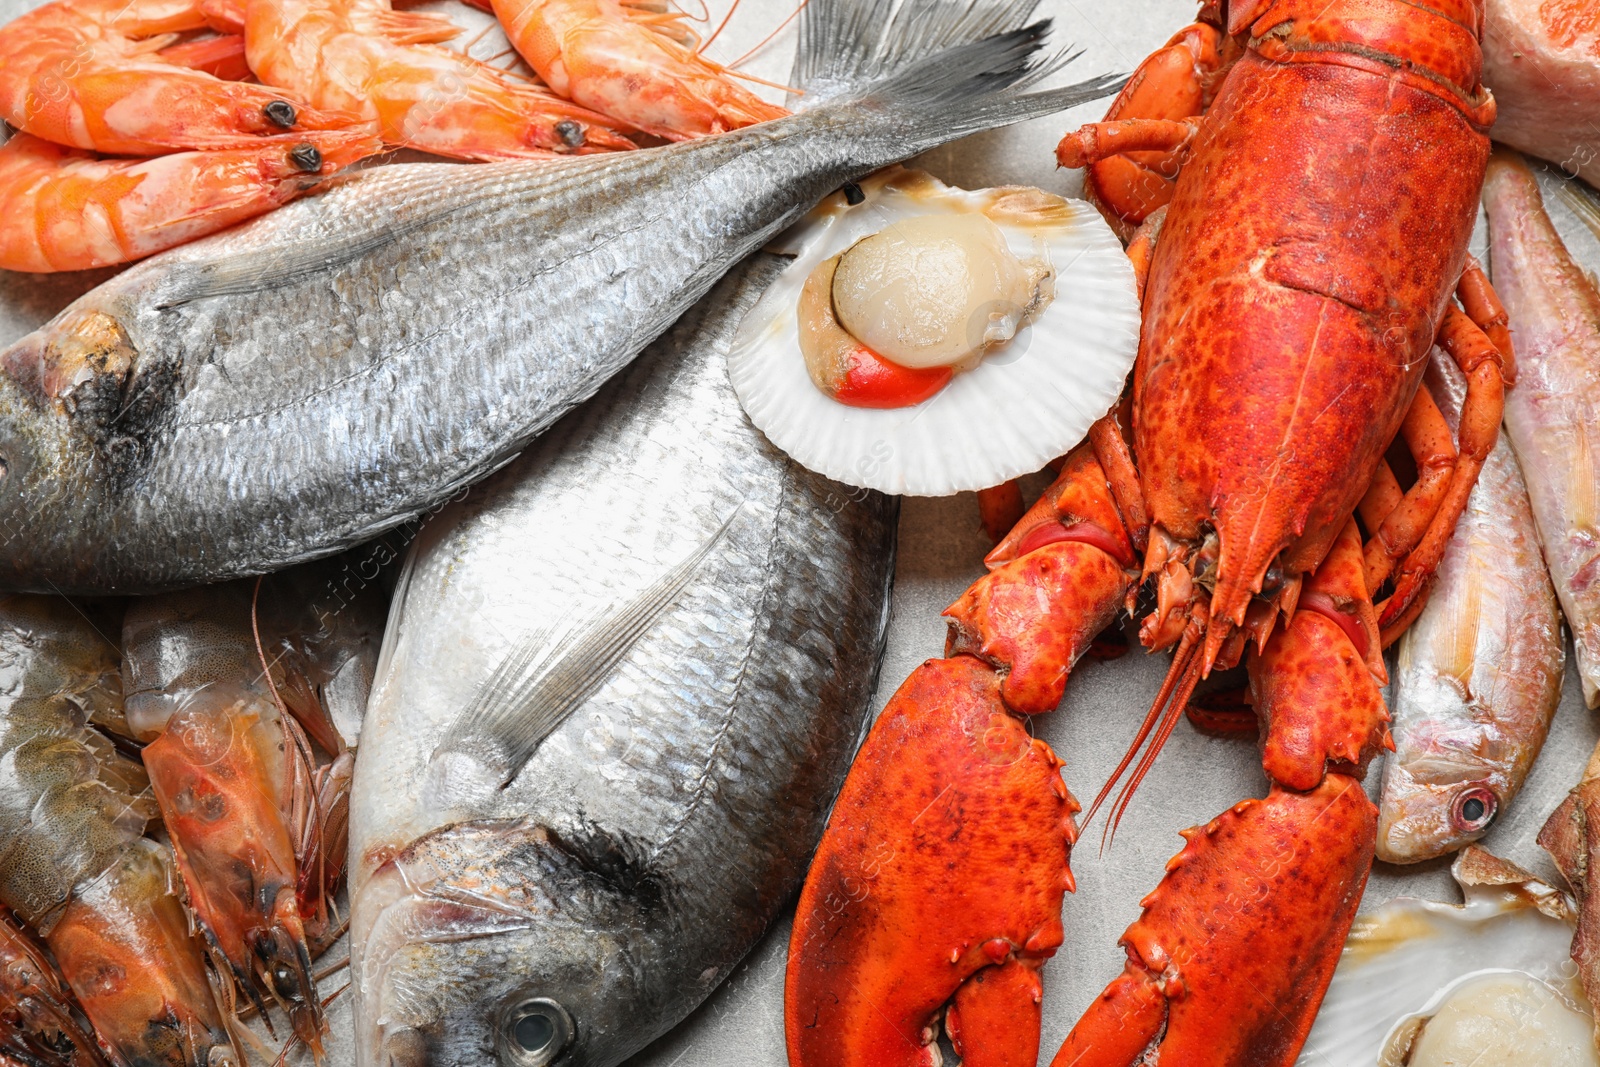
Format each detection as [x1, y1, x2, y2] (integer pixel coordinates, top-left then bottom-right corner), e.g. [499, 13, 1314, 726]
[1295, 848, 1592, 1066]
[729, 167, 1140, 495]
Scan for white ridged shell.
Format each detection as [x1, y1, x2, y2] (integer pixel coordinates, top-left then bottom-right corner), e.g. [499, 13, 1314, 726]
[728, 168, 1140, 496]
[1295, 881, 1592, 1066]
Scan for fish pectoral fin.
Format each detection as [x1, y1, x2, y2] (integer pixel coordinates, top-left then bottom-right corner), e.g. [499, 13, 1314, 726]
[432, 509, 740, 786]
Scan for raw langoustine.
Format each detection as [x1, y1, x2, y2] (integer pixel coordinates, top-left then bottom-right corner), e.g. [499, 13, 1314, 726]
[0, 594, 238, 1067]
[0, 129, 378, 273]
[0, 0, 356, 156]
[486, 0, 788, 140]
[1376, 350, 1565, 864]
[0, 906, 106, 1067]
[120, 562, 387, 1055]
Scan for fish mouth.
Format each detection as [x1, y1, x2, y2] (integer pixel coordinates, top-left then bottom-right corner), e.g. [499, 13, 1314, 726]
[1377, 760, 1500, 863]
[352, 831, 547, 1067]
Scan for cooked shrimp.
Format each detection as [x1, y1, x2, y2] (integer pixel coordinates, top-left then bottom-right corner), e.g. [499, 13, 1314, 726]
[0, 130, 379, 273]
[121, 566, 386, 1057]
[491, 0, 789, 140]
[246, 0, 637, 158]
[0, 595, 238, 1067]
[0, 0, 360, 155]
[0, 907, 107, 1067]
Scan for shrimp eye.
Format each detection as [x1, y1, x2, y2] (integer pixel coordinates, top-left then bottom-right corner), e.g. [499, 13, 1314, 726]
[503, 999, 572, 1066]
[1452, 787, 1497, 832]
[290, 144, 323, 174]
[264, 100, 298, 129]
[554, 120, 584, 148]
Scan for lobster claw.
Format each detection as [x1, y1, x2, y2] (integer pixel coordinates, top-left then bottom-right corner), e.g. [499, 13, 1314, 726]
[1052, 776, 1376, 1067]
[786, 656, 1078, 1067]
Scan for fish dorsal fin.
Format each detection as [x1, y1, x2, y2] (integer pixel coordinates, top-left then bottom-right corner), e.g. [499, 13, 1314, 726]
[432, 511, 739, 788]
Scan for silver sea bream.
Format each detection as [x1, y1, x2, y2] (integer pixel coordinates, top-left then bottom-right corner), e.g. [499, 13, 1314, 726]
[347, 250, 897, 1067]
[0, 0, 1117, 595]
[1375, 352, 1565, 864]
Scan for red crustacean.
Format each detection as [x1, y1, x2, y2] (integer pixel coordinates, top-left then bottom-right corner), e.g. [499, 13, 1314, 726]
[786, 1, 1514, 1065]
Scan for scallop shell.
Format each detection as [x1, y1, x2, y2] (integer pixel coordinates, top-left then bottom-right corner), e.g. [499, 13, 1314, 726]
[1294, 851, 1589, 1066]
[729, 167, 1140, 496]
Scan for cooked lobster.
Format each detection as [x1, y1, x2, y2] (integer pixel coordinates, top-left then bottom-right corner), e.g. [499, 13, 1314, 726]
[785, 1, 1514, 1064]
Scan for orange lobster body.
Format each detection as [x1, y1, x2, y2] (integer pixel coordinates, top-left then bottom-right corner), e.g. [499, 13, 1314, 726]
[789, 2, 1513, 1065]
[1137, 2, 1494, 634]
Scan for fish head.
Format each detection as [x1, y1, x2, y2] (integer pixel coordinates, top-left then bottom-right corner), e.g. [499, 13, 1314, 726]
[0, 340, 55, 582]
[355, 818, 670, 1067]
[1376, 744, 1503, 864]
[0, 322, 128, 591]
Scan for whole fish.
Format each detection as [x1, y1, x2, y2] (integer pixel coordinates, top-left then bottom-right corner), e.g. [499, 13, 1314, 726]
[1482, 151, 1600, 708]
[1375, 351, 1565, 863]
[0, 0, 1117, 595]
[347, 249, 897, 1067]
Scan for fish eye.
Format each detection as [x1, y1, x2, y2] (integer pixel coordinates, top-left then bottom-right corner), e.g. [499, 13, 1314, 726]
[501, 999, 572, 1067]
[1451, 787, 1497, 832]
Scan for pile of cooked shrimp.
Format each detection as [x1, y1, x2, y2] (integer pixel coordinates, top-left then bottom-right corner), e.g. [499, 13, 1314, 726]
[0, 0, 789, 272]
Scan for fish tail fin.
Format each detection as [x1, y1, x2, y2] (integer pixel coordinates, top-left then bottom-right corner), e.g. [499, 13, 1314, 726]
[793, 0, 1124, 155]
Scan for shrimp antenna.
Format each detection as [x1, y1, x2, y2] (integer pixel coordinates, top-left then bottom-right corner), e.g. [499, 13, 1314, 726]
[726, 0, 811, 71]
[252, 577, 290, 718]
[699, 0, 740, 52]
[674, 0, 712, 26]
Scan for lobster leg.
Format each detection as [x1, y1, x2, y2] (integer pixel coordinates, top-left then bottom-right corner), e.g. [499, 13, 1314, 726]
[1378, 302, 1510, 628]
[977, 482, 1026, 544]
[1055, 22, 1228, 239]
[787, 446, 1137, 1067]
[1361, 385, 1457, 595]
[1356, 458, 1405, 538]
[1056, 522, 1386, 1067]
[1457, 254, 1515, 382]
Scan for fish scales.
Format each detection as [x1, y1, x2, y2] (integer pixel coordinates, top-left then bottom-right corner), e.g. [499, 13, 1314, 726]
[0, 0, 1120, 594]
[349, 252, 897, 1067]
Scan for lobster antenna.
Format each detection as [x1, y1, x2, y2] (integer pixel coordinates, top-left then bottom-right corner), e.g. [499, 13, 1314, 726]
[1104, 649, 1204, 845]
[1084, 615, 1204, 848]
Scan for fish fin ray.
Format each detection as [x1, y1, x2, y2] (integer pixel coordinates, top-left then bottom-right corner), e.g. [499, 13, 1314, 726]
[435, 509, 740, 784]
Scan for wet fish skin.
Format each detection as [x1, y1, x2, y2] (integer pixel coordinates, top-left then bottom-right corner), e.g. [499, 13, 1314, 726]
[1482, 152, 1600, 708]
[348, 251, 897, 1067]
[1375, 352, 1565, 864]
[0, 1, 1117, 596]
